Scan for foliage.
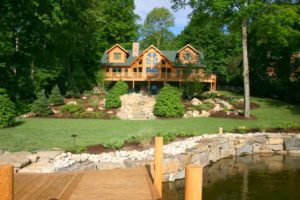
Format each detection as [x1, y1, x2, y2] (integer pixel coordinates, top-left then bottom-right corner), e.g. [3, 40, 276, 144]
[195, 102, 215, 111]
[201, 91, 220, 99]
[157, 131, 177, 144]
[49, 85, 64, 106]
[0, 0, 138, 103]
[60, 104, 83, 114]
[103, 137, 125, 150]
[0, 90, 16, 128]
[112, 81, 128, 96]
[105, 90, 121, 109]
[183, 81, 205, 99]
[154, 84, 184, 117]
[31, 90, 52, 116]
[141, 7, 175, 49]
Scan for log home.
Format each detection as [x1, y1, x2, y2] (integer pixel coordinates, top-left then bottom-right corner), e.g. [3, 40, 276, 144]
[100, 43, 217, 93]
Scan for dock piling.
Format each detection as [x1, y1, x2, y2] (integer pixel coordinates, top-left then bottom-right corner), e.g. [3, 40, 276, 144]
[154, 136, 163, 198]
[0, 164, 14, 200]
[219, 127, 223, 134]
[185, 164, 203, 200]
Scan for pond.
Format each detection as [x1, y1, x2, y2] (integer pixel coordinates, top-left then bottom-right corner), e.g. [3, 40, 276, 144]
[163, 155, 300, 200]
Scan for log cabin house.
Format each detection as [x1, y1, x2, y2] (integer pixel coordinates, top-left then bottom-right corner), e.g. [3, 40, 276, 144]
[100, 43, 217, 93]
[290, 50, 300, 81]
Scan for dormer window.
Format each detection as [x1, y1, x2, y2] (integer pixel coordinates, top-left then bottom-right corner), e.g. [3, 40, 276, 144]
[184, 52, 192, 61]
[113, 53, 121, 60]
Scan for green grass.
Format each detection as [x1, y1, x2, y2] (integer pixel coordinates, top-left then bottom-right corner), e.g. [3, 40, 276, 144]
[1, 91, 300, 152]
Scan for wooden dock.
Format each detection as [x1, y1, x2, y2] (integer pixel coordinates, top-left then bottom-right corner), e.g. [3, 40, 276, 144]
[13, 167, 160, 200]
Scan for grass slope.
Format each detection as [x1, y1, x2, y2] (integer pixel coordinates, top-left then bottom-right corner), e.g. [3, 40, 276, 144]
[0, 92, 299, 152]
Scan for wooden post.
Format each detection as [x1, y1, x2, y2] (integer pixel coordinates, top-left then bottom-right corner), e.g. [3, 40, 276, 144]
[219, 127, 223, 135]
[154, 137, 163, 198]
[185, 164, 203, 200]
[0, 165, 14, 200]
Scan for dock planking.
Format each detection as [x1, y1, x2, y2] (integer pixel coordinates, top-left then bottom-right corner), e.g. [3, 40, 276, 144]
[14, 167, 160, 200]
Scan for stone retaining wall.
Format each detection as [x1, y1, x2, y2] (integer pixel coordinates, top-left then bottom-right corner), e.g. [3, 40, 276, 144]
[2, 133, 300, 182]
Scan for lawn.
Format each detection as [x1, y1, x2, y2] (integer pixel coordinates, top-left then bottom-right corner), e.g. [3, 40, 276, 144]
[0, 92, 300, 152]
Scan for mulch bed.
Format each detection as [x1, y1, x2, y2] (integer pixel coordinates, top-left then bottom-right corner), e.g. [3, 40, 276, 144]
[86, 142, 153, 154]
[232, 102, 260, 110]
[210, 111, 257, 120]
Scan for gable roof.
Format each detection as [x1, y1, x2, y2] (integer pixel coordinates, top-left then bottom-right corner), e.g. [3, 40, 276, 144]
[100, 45, 205, 67]
[106, 44, 128, 54]
[177, 44, 199, 54]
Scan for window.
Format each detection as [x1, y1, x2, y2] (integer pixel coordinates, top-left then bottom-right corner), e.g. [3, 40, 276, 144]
[125, 69, 128, 73]
[133, 68, 137, 72]
[184, 52, 192, 61]
[112, 68, 121, 73]
[138, 67, 142, 72]
[113, 53, 121, 60]
[106, 68, 110, 72]
[162, 60, 166, 65]
[167, 68, 171, 73]
[146, 67, 158, 73]
[161, 67, 166, 73]
[146, 52, 158, 64]
[139, 60, 143, 65]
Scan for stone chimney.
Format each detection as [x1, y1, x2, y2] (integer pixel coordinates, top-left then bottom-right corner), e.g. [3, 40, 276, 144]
[132, 42, 139, 57]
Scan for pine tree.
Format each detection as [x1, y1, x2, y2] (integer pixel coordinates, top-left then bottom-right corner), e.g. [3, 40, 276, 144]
[49, 85, 64, 106]
[31, 90, 52, 116]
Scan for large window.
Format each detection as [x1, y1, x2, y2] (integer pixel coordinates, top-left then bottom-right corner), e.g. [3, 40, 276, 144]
[112, 68, 121, 73]
[146, 67, 158, 73]
[184, 52, 192, 61]
[113, 53, 121, 60]
[146, 52, 158, 64]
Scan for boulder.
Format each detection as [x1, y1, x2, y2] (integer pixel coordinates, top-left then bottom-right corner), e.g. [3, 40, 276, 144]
[268, 138, 283, 145]
[27, 154, 38, 163]
[215, 99, 233, 109]
[85, 107, 94, 112]
[236, 144, 253, 156]
[37, 151, 63, 160]
[192, 110, 200, 117]
[200, 110, 210, 117]
[0, 152, 31, 168]
[67, 101, 77, 105]
[163, 159, 180, 174]
[212, 104, 222, 112]
[18, 162, 56, 173]
[191, 98, 202, 106]
[284, 138, 300, 150]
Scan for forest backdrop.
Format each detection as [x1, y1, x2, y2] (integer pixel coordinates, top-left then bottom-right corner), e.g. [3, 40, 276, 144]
[1, 0, 300, 113]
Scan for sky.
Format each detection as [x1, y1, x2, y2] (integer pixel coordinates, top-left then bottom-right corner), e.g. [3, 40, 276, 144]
[134, 0, 192, 35]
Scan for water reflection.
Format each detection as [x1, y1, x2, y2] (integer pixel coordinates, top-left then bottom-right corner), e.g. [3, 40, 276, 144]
[163, 155, 300, 200]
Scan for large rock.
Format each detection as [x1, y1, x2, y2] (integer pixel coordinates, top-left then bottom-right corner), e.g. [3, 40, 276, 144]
[163, 159, 180, 174]
[236, 145, 253, 156]
[215, 99, 233, 109]
[37, 151, 63, 160]
[191, 98, 202, 106]
[117, 93, 156, 120]
[212, 104, 222, 112]
[203, 99, 215, 104]
[268, 138, 283, 145]
[67, 101, 77, 105]
[19, 162, 56, 173]
[0, 152, 31, 168]
[284, 138, 300, 150]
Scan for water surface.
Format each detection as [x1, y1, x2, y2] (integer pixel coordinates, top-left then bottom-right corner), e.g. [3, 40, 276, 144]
[163, 155, 300, 200]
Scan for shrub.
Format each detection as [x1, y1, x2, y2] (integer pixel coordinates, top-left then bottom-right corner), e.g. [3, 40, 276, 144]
[112, 80, 128, 96]
[154, 84, 184, 118]
[0, 90, 16, 128]
[31, 90, 52, 116]
[201, 91, 220, 99]
[103, 137, 125, 150]
[105, 90, 121, 109]
[195, 102, 215, 111]
[183, 81, 205, 99]
[65, 89, 80, 98]
[60, 104, 83, 114]
[49, 85, 64, 106]
[157, 131, 177, 144]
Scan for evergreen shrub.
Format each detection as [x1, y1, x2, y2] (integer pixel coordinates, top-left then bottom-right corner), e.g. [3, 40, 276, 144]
[31, 90, 52, 116]
[154, 84, 184, 118]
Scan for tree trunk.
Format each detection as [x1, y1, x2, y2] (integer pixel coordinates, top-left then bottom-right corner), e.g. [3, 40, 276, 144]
[242, 18, 250, 118]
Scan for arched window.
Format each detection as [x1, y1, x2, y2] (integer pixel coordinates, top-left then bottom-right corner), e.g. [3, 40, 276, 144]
[184, 52, 192, 61]
[146, 52, 158, 64]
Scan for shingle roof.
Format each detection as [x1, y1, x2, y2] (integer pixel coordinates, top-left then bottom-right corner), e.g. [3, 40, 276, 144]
[100, 48, 205, 68]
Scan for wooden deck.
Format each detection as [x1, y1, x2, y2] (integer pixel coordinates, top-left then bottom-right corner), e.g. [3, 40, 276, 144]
[14, 167, 160, 200]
